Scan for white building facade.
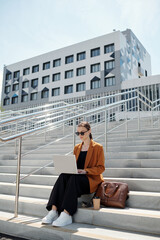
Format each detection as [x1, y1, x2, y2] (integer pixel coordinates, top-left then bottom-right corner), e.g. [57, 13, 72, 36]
[2, 29, 151, 110]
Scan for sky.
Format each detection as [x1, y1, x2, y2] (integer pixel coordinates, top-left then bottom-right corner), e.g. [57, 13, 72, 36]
[0, 0, 160, 102]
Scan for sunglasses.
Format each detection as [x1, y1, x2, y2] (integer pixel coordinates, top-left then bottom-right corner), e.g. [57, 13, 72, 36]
[75, 130, 88, 136]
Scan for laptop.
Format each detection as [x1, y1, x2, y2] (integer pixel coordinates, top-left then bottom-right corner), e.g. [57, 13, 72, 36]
[53, 155, 78, 174]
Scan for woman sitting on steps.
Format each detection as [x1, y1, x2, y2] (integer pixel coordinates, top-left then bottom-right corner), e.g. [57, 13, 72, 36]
[42, 121, 105, 227]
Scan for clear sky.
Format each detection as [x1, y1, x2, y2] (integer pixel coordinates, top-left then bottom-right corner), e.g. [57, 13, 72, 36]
[0, 0, 160, 101]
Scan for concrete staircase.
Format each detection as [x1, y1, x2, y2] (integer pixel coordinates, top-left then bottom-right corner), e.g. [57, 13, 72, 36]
[0, 121, 160, 240]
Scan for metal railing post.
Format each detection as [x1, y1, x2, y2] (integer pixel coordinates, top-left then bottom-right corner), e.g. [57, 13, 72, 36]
[73, 118, 76, 149]
[14, 137, 22, 217]
[125, 102, 128, 138]
[105, 109, 107, 152]
[137, 94, 140, 131]
[151, 103, 153, 128]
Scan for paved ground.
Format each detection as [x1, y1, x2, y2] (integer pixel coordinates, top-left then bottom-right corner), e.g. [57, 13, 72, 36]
[0, 233, 29, 240]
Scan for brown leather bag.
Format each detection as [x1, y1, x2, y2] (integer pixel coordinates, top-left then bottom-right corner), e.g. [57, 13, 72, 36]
[95, 181, 129, 208]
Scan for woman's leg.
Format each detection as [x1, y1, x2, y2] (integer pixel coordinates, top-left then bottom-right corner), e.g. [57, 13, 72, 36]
[60, 174, 90, 216]
[46, 173, 71, 213]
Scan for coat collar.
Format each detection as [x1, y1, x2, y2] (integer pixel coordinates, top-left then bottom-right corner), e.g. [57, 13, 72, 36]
[76, 139, 95, 168]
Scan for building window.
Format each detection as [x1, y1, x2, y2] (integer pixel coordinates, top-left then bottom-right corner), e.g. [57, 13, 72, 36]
[53, 58, 61, 67]
[104, 43, 114, 54]
[42, 75, 50, 84]
[22, 81, 29, 88]
[30, 92, 38, 101]
[91, 63, 100, 73]
[21, 95, 28, 102]
[12, 84, 19, 91]
[23, 68, 30, 75]
[65, 55, 74, 64]
[76, 82, 86, 92]
[77, 52, 86, 61]
[32, 65, 39, 73]
[43, 61, 50, 70]
[6, 72, 12, 80]
[65, 70, 73, 79]
[64, 85, 73, 94]
[5, 85, 11, 94]
[91, 79, 100, 89]
[105, 77, 116, 87]
[104, 60, 115, 70]
[31, 78, 38, 88]
[41, 88, 49, 98]
[12, 96, 18, 104]
[4, 97, 10, 105]
[52, 87, 60, 96]
[52, 73, 61, 82]
[76, 67, 86, 76]
[91, 47, 100, 57]
[13, 71, 20, 79]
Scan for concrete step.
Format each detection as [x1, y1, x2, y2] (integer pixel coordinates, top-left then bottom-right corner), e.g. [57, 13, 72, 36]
[106, 159, 160, 168]
[0, 195, 160, 235]
[1, 182, 160, 210]
[0, 211, 159, 240]
[107, 151, 160, 159]
[0, 166, 160, 179]
[105, 168, 160, 179]
[0, 174, 160, 192]
[0, 159, 53, 166]
[107, 145, 160, 152]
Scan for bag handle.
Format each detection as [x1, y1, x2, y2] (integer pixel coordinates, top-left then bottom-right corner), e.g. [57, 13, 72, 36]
[104, 183, 119, 198]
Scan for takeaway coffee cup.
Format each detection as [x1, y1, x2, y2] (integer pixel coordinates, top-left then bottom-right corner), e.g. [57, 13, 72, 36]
[93, 197, 100, 210]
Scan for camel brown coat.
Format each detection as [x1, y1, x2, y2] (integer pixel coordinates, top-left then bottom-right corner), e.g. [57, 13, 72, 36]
[73, 139, 105, 193]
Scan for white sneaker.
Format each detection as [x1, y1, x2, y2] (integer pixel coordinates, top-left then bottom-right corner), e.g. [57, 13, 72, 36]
[52, 212, 72, 227]
[42, 210, 58, 224]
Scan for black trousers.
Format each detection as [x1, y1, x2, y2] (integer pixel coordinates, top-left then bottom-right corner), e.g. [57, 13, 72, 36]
[46, 173, 90, 216]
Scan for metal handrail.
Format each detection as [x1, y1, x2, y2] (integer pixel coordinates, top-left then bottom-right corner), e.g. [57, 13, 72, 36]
[0, 89, 159, 218]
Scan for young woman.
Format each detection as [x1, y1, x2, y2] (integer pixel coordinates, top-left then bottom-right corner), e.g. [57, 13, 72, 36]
[42, 121, 105, 227]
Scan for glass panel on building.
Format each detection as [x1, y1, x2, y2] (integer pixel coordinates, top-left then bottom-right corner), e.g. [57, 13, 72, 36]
[32, 65, 39, 73]
[53, 58, 61, 67]
[91, 47, 100, 57]
[91, 79, 100, 89]
[43, 61, 50, 70]
[104, 60, 115, 70]
[77, 52, 86, 61]
[76, 82, 86, 92]
[76, 67, 86, 76]
[91, 63, 100, 73]
[65, 70, 73, 79]
[30, 92, 38, 101]
[64, 85, 73, 94]
[6, 72, 12, 80]
[31, 78, 38, 88]
[4, 97, 10, 105]
[52, 73, 61, 81]
[21, 95, 28, 102]
[41, 88, 49, 98]
[105, 77, 116, 87]
[5, 85, 11, 94]
[104, 43, 114, 54]
[65, 55, 74, 64]
[12, 84, 19, 91]
[23, 68, 30, 75]
[22, 81, 29, 88]
[12, 96, 18, 104]
[52, 87, 60, 96]
[42, 75, 50, 84]
[13, 71, 20, 79]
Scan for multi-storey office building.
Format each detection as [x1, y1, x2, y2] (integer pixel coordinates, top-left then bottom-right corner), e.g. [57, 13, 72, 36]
[2, 29, 151, 110]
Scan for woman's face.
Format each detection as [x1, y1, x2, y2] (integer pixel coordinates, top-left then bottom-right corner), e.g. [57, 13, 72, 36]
[77, 126, 91, 142]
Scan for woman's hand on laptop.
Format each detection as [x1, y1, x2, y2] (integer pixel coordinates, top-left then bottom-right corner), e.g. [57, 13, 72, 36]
[78, 169, 87, 174]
